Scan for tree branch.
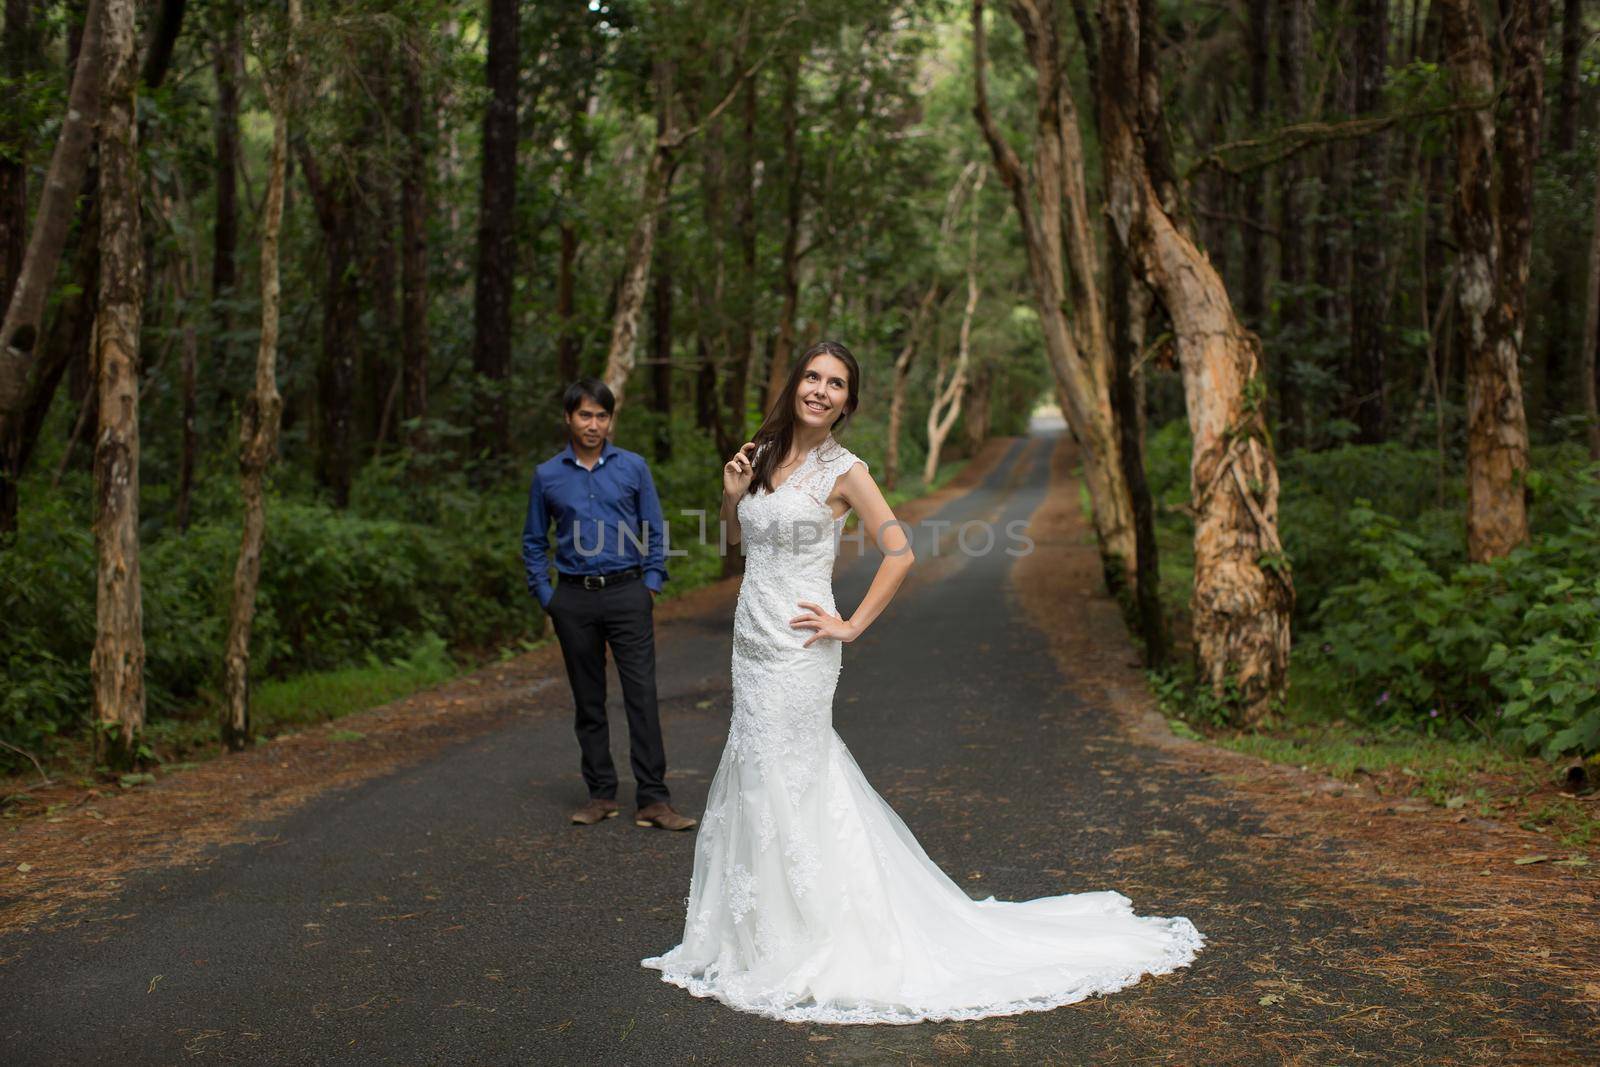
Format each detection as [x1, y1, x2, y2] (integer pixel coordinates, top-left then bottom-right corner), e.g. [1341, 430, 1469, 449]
[971, 0, 1028, 193]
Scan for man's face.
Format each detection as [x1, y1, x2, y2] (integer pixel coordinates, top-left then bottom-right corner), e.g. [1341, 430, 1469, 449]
[566, 397, 611, 449]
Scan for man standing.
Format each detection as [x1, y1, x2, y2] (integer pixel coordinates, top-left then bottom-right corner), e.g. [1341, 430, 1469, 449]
[522, 379, 696, 831]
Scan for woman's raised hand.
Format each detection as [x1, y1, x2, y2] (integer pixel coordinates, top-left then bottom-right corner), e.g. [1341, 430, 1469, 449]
[723, 442, 757, 498]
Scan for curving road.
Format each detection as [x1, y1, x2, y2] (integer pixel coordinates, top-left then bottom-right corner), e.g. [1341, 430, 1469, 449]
[1, 422, 1591, 1064]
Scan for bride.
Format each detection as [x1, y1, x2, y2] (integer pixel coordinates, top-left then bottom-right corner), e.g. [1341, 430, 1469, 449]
[642, 340, 1203, 1024]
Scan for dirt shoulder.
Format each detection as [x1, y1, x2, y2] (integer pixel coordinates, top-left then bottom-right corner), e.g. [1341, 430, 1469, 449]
[0, 440, 1014, 938]
[1012, 432, 1600, 1049]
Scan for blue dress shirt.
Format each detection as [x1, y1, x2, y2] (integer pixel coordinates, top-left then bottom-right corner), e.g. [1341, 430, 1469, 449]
[522, 440, 668, 609]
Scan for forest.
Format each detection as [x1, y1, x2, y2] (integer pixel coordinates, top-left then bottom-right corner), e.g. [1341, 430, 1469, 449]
[1, 0, 1597, 827]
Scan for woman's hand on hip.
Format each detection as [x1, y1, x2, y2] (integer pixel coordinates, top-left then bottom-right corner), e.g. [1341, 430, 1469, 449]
[789, 601, 856, 647]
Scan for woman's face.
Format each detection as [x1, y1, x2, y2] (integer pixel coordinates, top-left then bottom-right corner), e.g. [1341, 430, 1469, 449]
[793, 353, 851, 430]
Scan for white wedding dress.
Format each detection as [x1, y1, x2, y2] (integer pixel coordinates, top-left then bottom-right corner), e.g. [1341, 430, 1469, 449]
[641, 435, 1203, 1024]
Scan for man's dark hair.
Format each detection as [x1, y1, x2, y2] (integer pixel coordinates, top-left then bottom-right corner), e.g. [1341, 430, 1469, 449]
[563, 377, 615, 416]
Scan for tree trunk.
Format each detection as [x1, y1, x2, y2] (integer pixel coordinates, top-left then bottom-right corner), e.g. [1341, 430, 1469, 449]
[471, 0, 518, 459]
[763, 55, 803, 417]
[1109, 218, 1167, 668]
[0, 0, 35, 310]
[1554, 0, 1582, 153]
[400, 29, 429, 448]
[972, 0, 1136, 594]
[1274, 0, 1307, 449]
[299, 147, 358, 508]
[175, 318, 196, 531]
[602, 56, 678, 413]
[1540, 0, 1584, 418]
[208, 0, 239, 415]
[649, 183, 673, 463]
[1240, 0, 1269, 335]
[222, 0, 296, 752]
[0, 0, 104, 536]
[91, 0, 145, 768]
[886, 281, 938, 491]
[1348, 0, 1389, 443]
[1439, 0, 1537, 561]
[7, 219, 96, 518]
[601, 153, 674, 413]
[1584, 142, 1600, 460]
[694, 67, 731, 447]
[138, 0, 186, 90]
[925, 169, 984, 484]
[965, 359, 992, 453]
[1099, 0, 1293, 720]
[556, 223, 579, 385]
[726, 71, 758, 447]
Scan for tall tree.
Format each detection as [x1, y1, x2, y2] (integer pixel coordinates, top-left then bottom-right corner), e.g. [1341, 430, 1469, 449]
[971, 0, 1137, 592]
[1584, 142, 1600, 460]
[471, 0, 518, 459]
[399, 23, 430, 449]
[1439, 0, 1542, 561]
[0, 0, 35, 309]
[298, 144, 360, 507]
[1540, 0, 1586, 418]
[1348, 0, 1389, 442]
[601, 14, 783, 414]
[222, 0, 298, 751]
[0, 0, 104, 536]
[885, 280, 939, 491]
[1098, 0, 1294, 719]
[91, 0, 145, 767]
[1274, 0, 1308, 448]
[924, 166, 985, 484]
[762, 52, 804, 415]
[1240, 0, 1270, 335]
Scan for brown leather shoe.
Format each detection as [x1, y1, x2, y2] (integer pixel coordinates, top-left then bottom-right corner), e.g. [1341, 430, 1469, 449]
[571, 798, 619, 825]
[635, 802, 697, 831]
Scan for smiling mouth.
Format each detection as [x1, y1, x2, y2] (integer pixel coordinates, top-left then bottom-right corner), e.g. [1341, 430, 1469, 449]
[804, 400, 829, 413]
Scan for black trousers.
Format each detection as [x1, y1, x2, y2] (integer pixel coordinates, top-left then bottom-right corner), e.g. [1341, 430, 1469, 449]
[547, 576, 669, 808]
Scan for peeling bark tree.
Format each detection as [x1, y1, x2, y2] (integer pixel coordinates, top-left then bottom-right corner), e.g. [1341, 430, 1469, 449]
[221, 0, 297, 752]
[971, 0, 1136, 593]
[1438, 0, 1540, 561]
[601, 55, 678, 414]
[885, 280, 938, 491]
[0, 0, 104, 536]
[400, 27, 430, 449]
[1098, 0, 1293, 720]
[1349, 0, 1390, 443]
[1583, 116, 1600, 462]
[91, 0, 145, 767]
[471, 0, 517, 459]
[924, 167, 985, 485]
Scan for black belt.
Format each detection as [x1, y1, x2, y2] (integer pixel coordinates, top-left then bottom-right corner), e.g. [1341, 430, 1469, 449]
[557, 567, 642, 590]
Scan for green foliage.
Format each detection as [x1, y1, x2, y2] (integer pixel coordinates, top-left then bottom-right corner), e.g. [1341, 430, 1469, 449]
[0, 477, 537, 770]
[1143, 418, 1600, 758]
[1307, 465, 1600, 758]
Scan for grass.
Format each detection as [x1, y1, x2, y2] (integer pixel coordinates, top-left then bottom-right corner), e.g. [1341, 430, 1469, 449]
[2, 634, 465, 800]
[1199, 718, 1599, 851]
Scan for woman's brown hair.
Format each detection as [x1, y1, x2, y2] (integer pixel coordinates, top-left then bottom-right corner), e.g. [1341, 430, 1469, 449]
[745, 340, 861, 496]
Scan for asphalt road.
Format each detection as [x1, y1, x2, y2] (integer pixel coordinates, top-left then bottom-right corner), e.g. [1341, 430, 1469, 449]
[1, 426, 1589, 1064]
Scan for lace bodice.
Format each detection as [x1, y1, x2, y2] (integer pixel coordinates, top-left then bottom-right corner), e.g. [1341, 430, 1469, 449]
[735, 435, 864, 592]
